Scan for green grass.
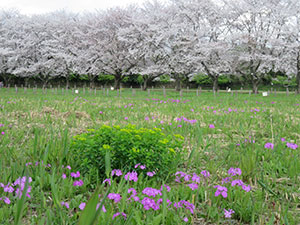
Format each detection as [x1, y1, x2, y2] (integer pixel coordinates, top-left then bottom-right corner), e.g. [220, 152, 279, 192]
[0, 87, 299, 224]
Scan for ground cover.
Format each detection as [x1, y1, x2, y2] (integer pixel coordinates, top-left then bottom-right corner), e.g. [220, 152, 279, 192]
[0, 88, 299, 224]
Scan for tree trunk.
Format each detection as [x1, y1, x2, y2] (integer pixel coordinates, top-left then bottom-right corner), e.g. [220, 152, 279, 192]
[24, 78, 29, 87]
[90, 78, 95, 88]
[211, 76, 219, 92]
[175, 74, 181, 92]
[252, 80, 259, 94]
[143, 78, 149, 91]
[2, 74, 12, 87]
[114, 75, 122, 90]
[42, 79, 49, 89]
[66, 78, 70, 89]
[296, 52, 300, 94]
[296, 71, 300, 94]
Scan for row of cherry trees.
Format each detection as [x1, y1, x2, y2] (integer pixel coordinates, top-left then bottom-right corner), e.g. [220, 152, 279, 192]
[0, 0, 300, 93]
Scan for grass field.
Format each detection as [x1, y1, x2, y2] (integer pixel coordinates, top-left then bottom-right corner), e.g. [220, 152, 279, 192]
[0, 88, 299, 224]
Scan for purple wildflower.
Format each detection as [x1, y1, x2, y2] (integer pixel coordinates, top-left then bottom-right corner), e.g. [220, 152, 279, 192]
[142, 187, 162, 197]
[61, 201, 69, 209]
[108, 193, 122, 203]
[70, 171, 80, 178]
[112, 169, 122, 177]
[231, 179, 244, 186]
[112, 212, 127, 220]
[264, 142, 274, 149]
[3, 197, 10, 204]
[79, 202, 86, 210]
[187, 183, 198, 191]
[201, 170, 210, 177]
[102, 178, 111, 186]
[286, 142, 298, 150]
[214, 185, 228, 198]
[224, 209, 235, 218]
[228, 168, 242, 176]
[242, 184, 251, 192]
[147, 171, 156, 177]
[73, 180, 84, 186]
[192, 173, 200, 183]
[124, 171, 138, 182]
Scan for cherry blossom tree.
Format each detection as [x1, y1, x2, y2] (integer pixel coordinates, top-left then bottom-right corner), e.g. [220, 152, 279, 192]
[274, 0, 300, 93]
[227, 0, 291, 93]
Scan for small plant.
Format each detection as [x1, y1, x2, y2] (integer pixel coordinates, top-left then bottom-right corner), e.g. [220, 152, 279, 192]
[70, 124, 184, 181]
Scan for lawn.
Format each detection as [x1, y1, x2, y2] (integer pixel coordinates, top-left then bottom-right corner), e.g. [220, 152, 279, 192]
[0, 88, 299, 224]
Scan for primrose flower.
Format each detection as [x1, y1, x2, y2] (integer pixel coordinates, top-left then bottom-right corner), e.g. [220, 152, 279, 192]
[175, 171, 190, 182]
[62, 174, 67, 179]
[242, 184, 251, 192]
[102, 178, 111, 186]
[192, 173, 200, 183]
[228, 168, 242, 176]
[14, 176, 32, 199]
[224, 209, 235, 218]
[124, 117, 128, 120]
[124, 171, 138, 182]
[214, 185, 228, 198]
[2, 197, 11, 204]
[142, 187, 162, 197]
[112, 212, 127, 220]
[128, 188, 137, 196]
[61, 201, 70, 209]
[73, 180, 84, 186]
[209, 124, 215, 128]
[264, 142, 274, 149]
[96, 203, 106, 212]
[3, 184, 14, 193]
[183, 217, 189, 222]
[201, 170, 210, 177]
[147, 171, 156, 177]
[134, 163, 140, 169]
[1, 131, 4, 135]
[187, 183, 198, 191]
[286, 142, 298, 150]
[161, 184, 171, 192]
[108, 193, 122, 203]
[79, 202, 86, 210]
[70, 171, 80, 178]
[112, 169, 122, 177]
[140, 165, 146, 170]
[141, 197, 160, 211]
[231, 179, 243, 187]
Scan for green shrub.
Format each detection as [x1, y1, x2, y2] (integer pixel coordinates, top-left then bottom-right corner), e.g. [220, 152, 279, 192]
[192, 74, 212, 86]
[70, 124, 184, 181]
[97, 74, 114, 85]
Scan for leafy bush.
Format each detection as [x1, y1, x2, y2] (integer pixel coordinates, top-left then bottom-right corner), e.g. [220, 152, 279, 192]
[271, 75, 297, 88]
[97, 74, 114, 85]
[70, 124, 184, 181]
[218, 75, 231, 88]
[192, 74, 212, 86]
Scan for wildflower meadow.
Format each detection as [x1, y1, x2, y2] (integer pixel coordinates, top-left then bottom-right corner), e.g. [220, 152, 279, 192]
[0, 88, 299, 224]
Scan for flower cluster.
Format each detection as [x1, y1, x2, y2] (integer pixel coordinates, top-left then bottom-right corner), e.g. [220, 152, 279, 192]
[286, 142, 298, 150]
[224, 209, 235, 218]
[124, 171, 138, 182]
[264, 142, 274, 149]
[0, 176, 32, 205]
[108, 193, 122, 203]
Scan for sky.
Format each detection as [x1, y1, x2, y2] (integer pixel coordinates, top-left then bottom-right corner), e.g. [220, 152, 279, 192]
[0, 0, 154, 15]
